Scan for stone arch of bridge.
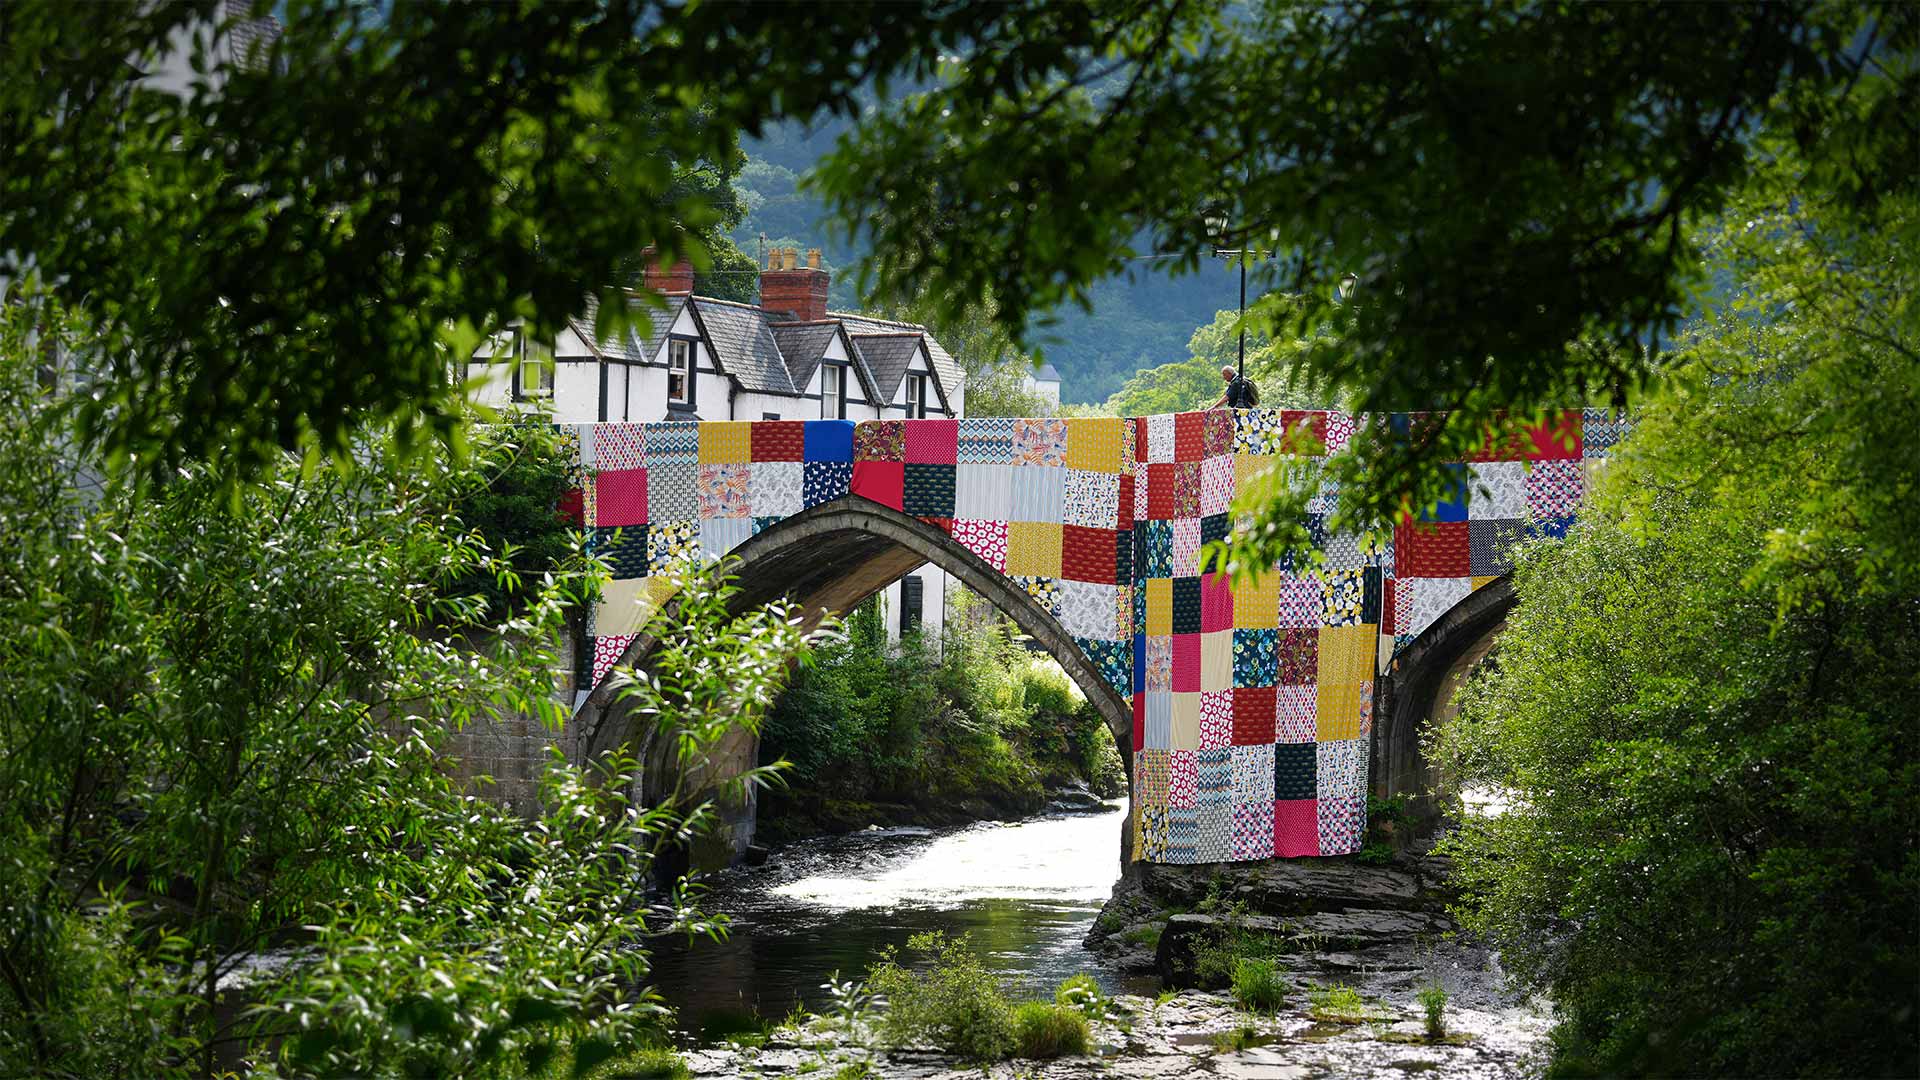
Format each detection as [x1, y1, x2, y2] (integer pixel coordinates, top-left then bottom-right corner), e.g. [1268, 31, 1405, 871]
[1371, 575, 1515, 822]
[573, 496, 1135, 864]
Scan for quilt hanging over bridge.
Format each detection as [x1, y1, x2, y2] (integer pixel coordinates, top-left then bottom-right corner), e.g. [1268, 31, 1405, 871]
[563, 408, 1623, 863]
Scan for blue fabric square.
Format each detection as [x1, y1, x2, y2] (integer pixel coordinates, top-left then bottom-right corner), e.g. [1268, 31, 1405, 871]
[1423, 463, 1470, 522]
[1133, 633, 1148, 695]
[1233, 628, 1278, 688]
[1078, 637, 1131, 698]
[803, 461, 851, 507]
[1531, 514, 1575, 540]
[1140, 520, 1173, 578]
[804, 420, 855, 462]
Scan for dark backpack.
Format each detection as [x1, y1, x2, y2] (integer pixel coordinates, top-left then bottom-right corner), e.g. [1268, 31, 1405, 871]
[1228, 375, 1259, 408]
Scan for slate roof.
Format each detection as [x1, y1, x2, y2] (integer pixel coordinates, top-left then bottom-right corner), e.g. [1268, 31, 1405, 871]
[850, 333, 925, 404]
[691, 297, 797, 395]
[1033, 362, 1063, 383]
[769, 322, 840, 390]
[832, 311, 963, 398]
[569, 292, 679, 363]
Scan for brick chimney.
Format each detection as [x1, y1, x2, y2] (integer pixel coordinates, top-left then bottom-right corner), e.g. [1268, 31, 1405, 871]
[759, 246, 830, 322]
[640, 246, 694, 295]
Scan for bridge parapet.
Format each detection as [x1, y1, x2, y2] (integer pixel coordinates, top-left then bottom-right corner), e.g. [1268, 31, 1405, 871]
[561, 408, 1621, 865]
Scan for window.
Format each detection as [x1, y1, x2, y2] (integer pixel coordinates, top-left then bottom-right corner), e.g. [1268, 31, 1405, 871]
[900, 575, 923, 634]
[821, 364, 843, 419]
[905, 373, 929, 418]
[762, 411, 781, 421]
[667, 339, 694, 406]
[513, 332, 552, 400]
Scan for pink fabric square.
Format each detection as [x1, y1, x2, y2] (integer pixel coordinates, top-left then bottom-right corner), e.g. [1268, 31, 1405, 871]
[1198, 691, 1233, 750]
[1200, 455, 1234, 516]
[904, 419, 960, 463]
[1276, 686, 1316, 742]
[1169, 751, 1197, 807]
[1274, 799, 1321, 856]
[951, 519, 1008, 572]
[591, 634, 635, 687]
[1277, 575, 1320, 628]
[1172, 517, 1202, 576]
[595, 468, 647, 527]
[1201, 572, 1233, 632]
[1171, 634, 1202, 693]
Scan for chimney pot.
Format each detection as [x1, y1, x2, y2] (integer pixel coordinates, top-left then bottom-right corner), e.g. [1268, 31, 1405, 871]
[806, 248, 821, 270]
[759, 243, 831, 322]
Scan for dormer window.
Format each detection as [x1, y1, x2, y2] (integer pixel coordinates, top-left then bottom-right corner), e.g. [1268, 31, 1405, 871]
[821, 364, 845, 419]
[905, 372, 928, 418]
[667, 338, 694, 406]
[513, 331, 552, 400]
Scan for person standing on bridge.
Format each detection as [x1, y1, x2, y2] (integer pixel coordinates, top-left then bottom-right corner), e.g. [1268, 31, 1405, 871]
[1214, 365, 1259, 409]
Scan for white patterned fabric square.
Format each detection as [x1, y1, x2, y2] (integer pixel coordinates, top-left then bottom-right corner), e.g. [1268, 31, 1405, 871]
[1010, 464, 1066, 522]
[1323, 412, 1356, 454]
[954, 464, 1014, 520]
[1525, 459, 1585, 519]
[1147, 414, 1176, 463]
[1142, 691, 1172, 748]
[1469, 461, 1527, 519]
[1064, 469, 1120, 529]
[590, 423, 646, 471]
[1231, 744, 1274, 801]
[699, 517, 751, 560]
[1168, 750, 1197, 807]
[747, 461, 802, 518]
[1056, 579, 1119, 639]
[1276, 685, 1316, 742]
[1171, 517, 1202, 576]
[1404, 575, 1472, 640]
[1199, 691, 1233, 750]
[1200, 455, 1235, 516]
[951, 519, 1008, 571]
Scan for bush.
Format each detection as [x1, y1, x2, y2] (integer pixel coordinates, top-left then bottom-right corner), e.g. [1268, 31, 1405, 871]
[865, 932, 1015, 1061]
[1417, 985, 1448, 1040]
[1231, 958, 1286, 1013]
[1054, 974, 1104, 1018]
[1306, 984, 1374, 1024]
[1011, 1002, 1089, 1059]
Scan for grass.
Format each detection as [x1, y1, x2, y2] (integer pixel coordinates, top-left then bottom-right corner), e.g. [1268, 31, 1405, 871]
[1208, 1022, 1265, 1052]
[865, 931, 1016, 1061]
[515, 1043, 690, 1080]
[1306, 983, 1380, 1024]
[1121, 924, 1163, 949]
[1011, 1002, 1090, 1059]
[1230, 957, 1287, 1013]
[1417, 985, 1448, 1039]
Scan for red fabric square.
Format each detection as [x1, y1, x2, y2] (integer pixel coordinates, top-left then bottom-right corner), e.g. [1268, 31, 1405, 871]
[1132, 694, 1146, 753]
[1203, 409, 1235, 457]
[851, 461, 904, 510]
[1146, 462, 1179, 520]
[751, 420, 805, 461]
[1171, 633, 1201, 693]
[1133, 417, 1149, 464]
[1282, 410, 1328, 451]
[1526, 411, 1582, 460]
[1117, 473, 1136, 528]
[1381, 578, 1397, 634]
[1395, 520, 1470, 578]
[904, 419, 959, 463]
[1200, 571, 1233, 632]
[1274, 799, 1321, 857]
[1062, 525, 1118, 583]
[1174, 411, 1206, 461]
[594, 468, 647, 527]
[557, 486, 584, 527]
[920, 515, 954, 534]
[1231, 686, 1276, 745]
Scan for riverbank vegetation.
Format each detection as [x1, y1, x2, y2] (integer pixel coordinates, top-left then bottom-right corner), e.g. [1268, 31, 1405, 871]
[1432, 155, 1920, 1078]
[0, 305, 805, 1077]
[757, 592, 1126, 844]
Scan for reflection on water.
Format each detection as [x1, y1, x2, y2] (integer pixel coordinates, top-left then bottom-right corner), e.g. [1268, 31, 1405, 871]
[646, 802, 1133, 1034]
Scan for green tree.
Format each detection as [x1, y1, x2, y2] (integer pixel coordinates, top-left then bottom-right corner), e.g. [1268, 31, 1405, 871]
[0, 300, 809, 1078]
[1428, 162, 1920, 1077]
[1105, 308, 1334, 415]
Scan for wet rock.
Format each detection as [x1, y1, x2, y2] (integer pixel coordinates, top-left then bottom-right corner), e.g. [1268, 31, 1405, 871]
[742, 843, 771, 866]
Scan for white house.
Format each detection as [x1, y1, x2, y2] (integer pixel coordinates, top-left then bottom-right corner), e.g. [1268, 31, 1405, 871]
[469, 247, 964, 642]
[1023, 361, 1063, 410]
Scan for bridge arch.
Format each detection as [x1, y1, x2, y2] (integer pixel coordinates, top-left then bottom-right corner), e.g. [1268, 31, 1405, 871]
[574, 496, 1134, 865]
[1372, 576, 1515, 821]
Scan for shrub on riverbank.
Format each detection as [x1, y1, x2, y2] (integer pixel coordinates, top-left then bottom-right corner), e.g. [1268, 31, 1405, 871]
[1430, 165, 1920, 1078]
[1012, 1001, 1090, 1058]
[865, 932, 1016, 1061]
[759, 591, 1125, 841]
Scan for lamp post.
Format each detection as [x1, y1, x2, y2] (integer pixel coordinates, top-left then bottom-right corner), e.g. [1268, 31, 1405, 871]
[1204, 206, 1248, 382]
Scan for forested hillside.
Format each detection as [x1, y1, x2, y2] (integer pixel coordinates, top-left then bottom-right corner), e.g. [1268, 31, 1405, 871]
[733, 119, 1233, 405]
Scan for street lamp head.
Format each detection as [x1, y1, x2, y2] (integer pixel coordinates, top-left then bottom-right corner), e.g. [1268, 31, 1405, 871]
[1203, 205, 1230, 243]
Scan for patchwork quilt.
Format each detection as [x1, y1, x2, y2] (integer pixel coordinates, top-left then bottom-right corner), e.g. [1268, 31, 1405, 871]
[563, 407, 1619, 863]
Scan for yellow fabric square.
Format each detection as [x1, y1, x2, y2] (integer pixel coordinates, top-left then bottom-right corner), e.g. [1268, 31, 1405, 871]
[698, 421, 753, 463]
[1232, 569, 1280, 629]
[1169, 693, 1202, 750]
[1318, 624, 1375, 684]
[1471, 575, 1500, 591]
[1065, 417, 1124, 473]
[1145, 578, 1173, 636]
[595, 576, 650, 638]
[1005, 520, 1064, 577]
[1315, 680, 1364, 741]
[1201, 630, 1233, 692]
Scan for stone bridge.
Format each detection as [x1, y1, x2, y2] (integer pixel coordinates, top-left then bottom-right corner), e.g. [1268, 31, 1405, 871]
[560, 409, 1622, 868]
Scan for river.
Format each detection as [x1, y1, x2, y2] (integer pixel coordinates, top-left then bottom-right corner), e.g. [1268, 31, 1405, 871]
[646, 801, 1141, 1039]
